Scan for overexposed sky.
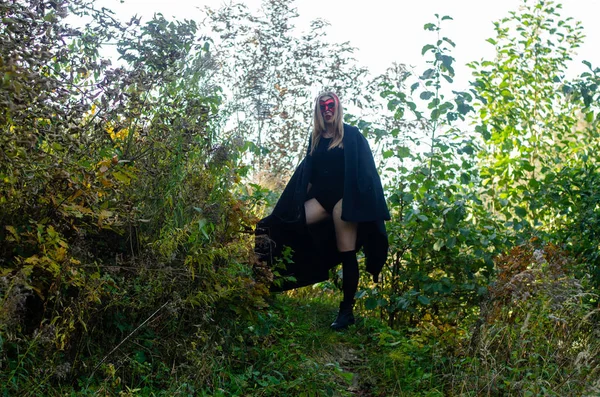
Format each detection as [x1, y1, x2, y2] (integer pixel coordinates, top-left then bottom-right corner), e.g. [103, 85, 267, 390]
[95, 0, 600, 89]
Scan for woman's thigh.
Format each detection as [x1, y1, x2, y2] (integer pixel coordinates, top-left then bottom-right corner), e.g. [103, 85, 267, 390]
[332, 199, 357, 252]
[304, 198, 330, 225]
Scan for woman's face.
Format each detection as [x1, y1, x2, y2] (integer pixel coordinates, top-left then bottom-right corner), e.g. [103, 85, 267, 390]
[319, 96, 336, 124]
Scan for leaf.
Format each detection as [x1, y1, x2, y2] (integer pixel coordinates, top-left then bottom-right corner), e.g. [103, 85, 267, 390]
[515, 206, 527, 218]
[461, 145, 474, 155]
[424, 23, 436, 31]
[43, 12, 56, 22]
[433, 239, 445, 251]
[112, 171, 131, 185]
[394, 107, 405, 120]
[24, 255, 40, 265]
[500, 89, 514, 99]
[441, 15, 453, 21]
[420, 91, 435, 100]
[446, 210, 459, 229]
[5, 225, 19, 242]
[460, 173, 471, 184]
[443, 37, 456, 47]
[586, 111, 594, 123]
[358, 119, 371, 130]
[134, 350, 147, 363]
[418, 295, 431, 305]
[441, 55, 455, 76]
[446, 236, 457, 249]
[365, 297, 378, 310]
[397, 146, 411, 158]
[420, 68, 435, 80]
[447, 112, 458, 122]
[457, 102, 473, 115]
[421, 44, 435, 55]
[388, 100, 401, 112]
[0, 267, 12, 277]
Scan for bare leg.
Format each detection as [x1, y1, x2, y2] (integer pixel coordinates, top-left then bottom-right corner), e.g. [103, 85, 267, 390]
[333, 198, 359, 302]
[332, 199, 357, 252]
[304, 198, 330, 225]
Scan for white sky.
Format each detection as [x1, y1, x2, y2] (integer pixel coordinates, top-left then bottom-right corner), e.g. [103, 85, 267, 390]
[95, 0, 600, 89]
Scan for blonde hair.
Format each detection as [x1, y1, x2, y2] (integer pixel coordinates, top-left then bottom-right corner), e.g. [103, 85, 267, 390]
[310, 91, 344, 155]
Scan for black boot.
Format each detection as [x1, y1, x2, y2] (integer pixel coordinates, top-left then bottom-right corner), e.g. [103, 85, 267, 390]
[331, 300, 355, 330]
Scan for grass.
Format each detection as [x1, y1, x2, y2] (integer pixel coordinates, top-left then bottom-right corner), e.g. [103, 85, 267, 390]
[210, 286, 445, 397]
[5, 270, 598, 396]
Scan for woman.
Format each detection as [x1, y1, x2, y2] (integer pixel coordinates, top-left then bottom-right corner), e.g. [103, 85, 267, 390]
[256, 92, 390, 330]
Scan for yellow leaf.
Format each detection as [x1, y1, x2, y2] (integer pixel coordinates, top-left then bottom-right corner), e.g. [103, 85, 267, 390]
[21, 265, 34, 277]
[100, 210, 113, 218]
[46, 225, 57, 238]
[25, 255, 40, 264]
[54, 246, 67, 262]
[115, 128, 128, 140]
[45, 259, 60, 276]
[71, 189, 84, 200]
[112, 171, 131, 185]
[62, 204, 93, 217]
[5, 225, 20, 242]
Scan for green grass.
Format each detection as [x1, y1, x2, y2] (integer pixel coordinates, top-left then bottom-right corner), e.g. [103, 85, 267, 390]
[9, 276, 597, 396]
[194, 287, 445, 397]
[59, 287, 445, 397]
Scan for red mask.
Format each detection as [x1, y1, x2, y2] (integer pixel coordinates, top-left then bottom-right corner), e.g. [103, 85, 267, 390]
[319, 99, 336, 113]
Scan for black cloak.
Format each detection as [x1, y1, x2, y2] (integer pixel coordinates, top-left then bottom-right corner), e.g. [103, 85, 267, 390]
[255, 124, 390, 292]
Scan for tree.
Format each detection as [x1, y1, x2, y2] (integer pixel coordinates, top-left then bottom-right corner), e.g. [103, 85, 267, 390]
[369, 15, 504, 327]
[204, 0, 369, 179]
[469, 0, 585, 233]
[1, 2, 263, 392]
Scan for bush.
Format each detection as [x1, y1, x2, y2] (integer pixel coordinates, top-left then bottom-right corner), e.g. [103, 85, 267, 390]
[462, 243, 600, 395]
[0, 1, 268, 393]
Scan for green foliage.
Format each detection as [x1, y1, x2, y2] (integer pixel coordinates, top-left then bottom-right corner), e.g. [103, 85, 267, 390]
[0, 1, 267, 394]
[469, 0, 586, 233]
[535, 61, 600, 284]
[373, 15, 507, 328]
[205, 0, 370, 176]
[469, 0, 600, 287]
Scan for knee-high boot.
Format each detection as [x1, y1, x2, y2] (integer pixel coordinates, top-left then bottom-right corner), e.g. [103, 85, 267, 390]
[331, 250, 358, 330]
